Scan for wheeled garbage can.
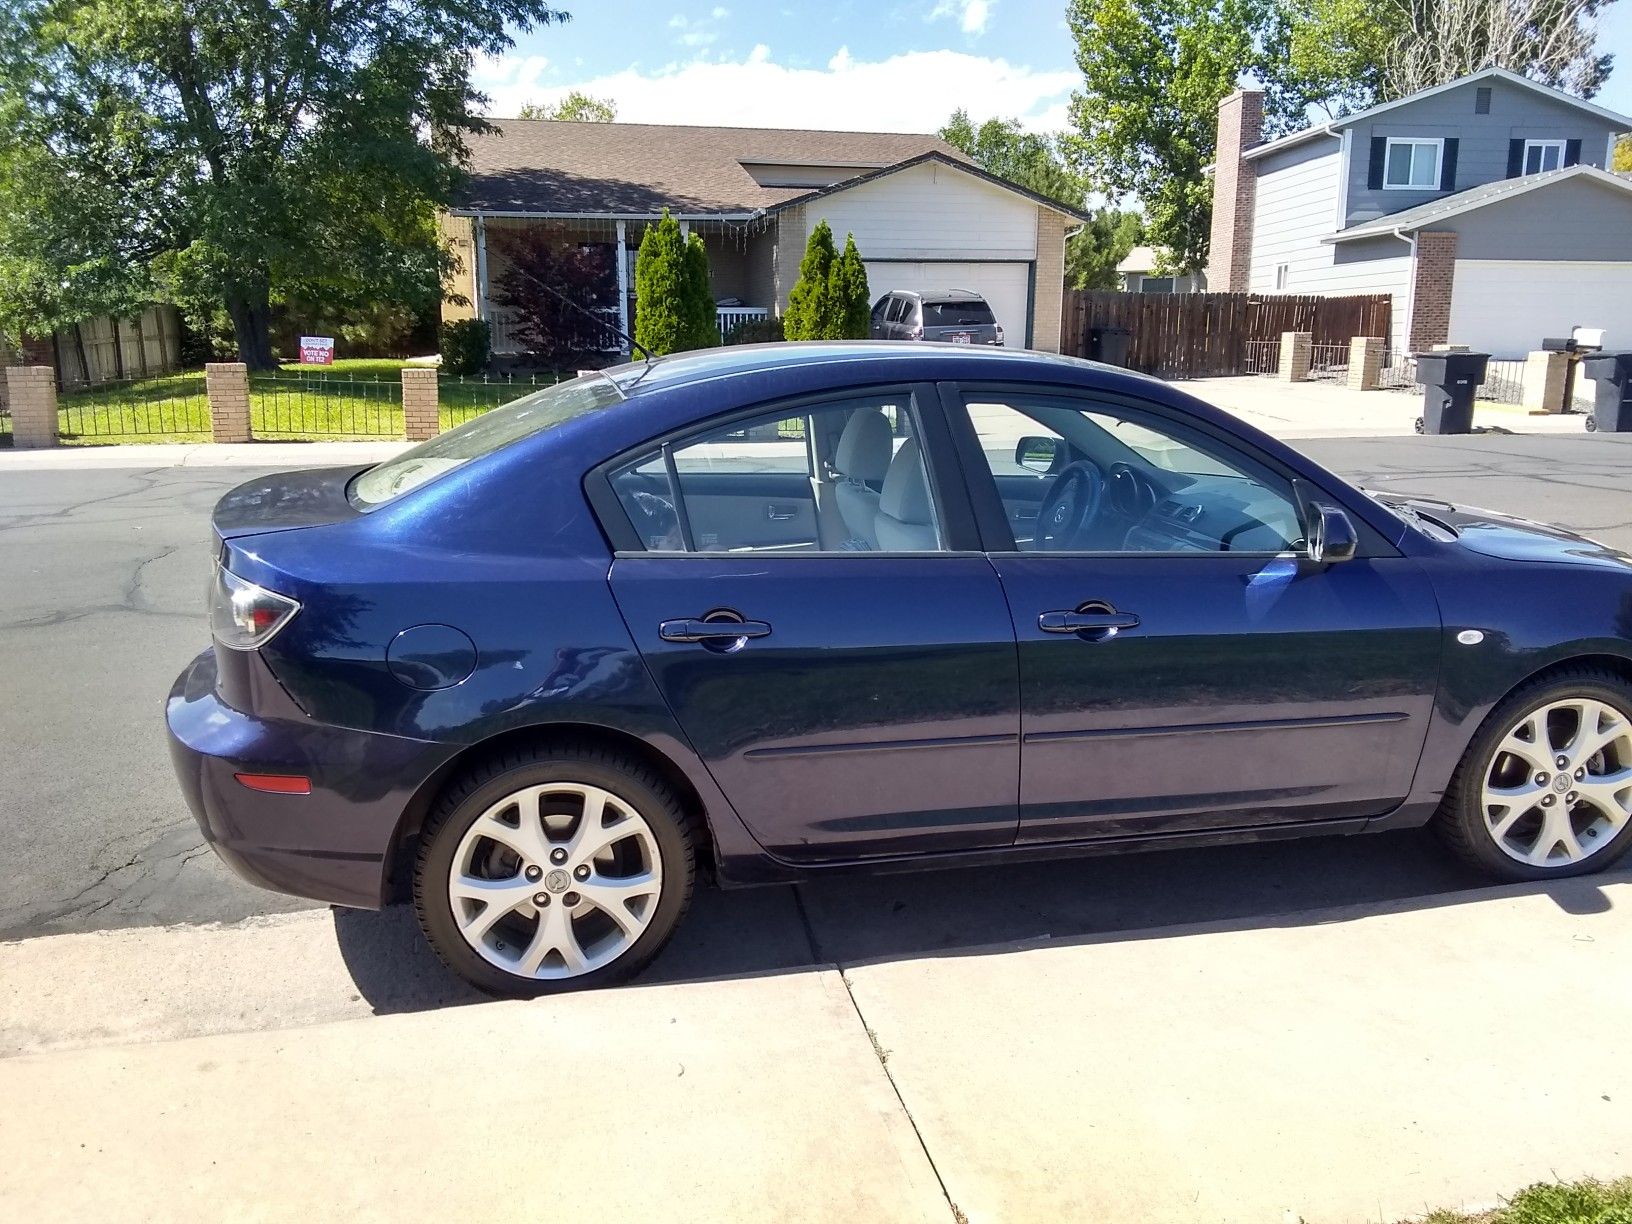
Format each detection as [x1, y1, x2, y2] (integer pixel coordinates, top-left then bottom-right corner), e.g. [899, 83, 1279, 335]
[1581, 352, 1632, 433]
[1412, 351, 1490, 435]
[1087, 326, 1133, 368]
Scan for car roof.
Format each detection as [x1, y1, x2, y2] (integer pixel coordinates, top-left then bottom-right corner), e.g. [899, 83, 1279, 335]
[886, 289, 987, 303]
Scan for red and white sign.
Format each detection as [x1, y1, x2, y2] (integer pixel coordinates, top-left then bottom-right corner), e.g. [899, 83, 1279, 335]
[298, 336, 335, 365]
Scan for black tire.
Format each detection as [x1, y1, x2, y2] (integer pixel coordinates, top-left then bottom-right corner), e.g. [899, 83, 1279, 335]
[1436, 666, 1632, 881]
[413, 743, 699, 998]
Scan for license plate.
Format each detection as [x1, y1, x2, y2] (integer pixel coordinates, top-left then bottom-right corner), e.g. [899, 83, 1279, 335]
[949, 332, 972, 344]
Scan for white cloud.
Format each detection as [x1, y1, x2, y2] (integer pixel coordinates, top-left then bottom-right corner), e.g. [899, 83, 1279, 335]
[679, 29, 717, 46]
[474, 45, 1075, 132]
[711, 5, 730, 16]
[668, 13, 688, 26]
[928, 0, 992, 35]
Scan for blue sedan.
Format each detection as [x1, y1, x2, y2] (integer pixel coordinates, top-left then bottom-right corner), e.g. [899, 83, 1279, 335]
[167, 343, 1632, 995]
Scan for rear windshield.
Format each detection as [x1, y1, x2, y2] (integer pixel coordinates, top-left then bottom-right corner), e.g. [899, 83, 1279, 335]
[923, 300, 995, 327]
[350, 374, 624, 508]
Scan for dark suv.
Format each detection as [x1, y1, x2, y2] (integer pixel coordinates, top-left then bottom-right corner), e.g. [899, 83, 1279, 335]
[870, 289, 1003, 346]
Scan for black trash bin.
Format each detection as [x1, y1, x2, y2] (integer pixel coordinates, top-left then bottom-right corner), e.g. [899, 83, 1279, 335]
[1088, 326, 1132, 367]
[1581, 352, 1632, 433]
[1412, 351, 1490, 435]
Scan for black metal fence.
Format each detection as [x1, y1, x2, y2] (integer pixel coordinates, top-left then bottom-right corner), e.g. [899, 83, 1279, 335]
[1243, 340, 1279, 375]
[56, 372, 212, 441]
[249, 371, 404, 439]
[440, 373, 562, 429]
[1377, 353, 1529, 405]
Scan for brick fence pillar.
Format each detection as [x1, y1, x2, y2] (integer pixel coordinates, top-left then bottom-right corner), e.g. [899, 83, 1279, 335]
[1408, 232, 1458, 352]
[1346, 336, 1385, 390]
[6, 365, 59, 448]
[205, 362, 251, 443]
[402, 368, 440, 441]
[1278, 331, 1312, 383]
[1521, 350, 1570, 414]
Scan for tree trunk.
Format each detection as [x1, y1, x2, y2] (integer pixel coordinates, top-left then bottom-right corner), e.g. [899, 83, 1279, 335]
[225, 288, 277, 371]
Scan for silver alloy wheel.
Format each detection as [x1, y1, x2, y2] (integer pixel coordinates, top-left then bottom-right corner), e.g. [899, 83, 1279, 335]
[1481, 697, 1632, 866]
[448, 782, 664, 979]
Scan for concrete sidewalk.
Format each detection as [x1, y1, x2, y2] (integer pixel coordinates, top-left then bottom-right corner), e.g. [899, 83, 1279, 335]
[4, 878, 1629, 1222]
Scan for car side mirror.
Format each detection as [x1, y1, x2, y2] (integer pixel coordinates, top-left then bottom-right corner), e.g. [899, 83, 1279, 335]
[1015, 436, 1060, 474]
[1306, 504, 1358, 564]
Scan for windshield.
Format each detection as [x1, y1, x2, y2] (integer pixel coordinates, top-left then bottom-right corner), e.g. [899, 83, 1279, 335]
[350, 374, 625, 508]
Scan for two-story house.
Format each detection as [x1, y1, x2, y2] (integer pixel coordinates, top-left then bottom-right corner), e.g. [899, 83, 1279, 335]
[1209, 67, 1632, 357]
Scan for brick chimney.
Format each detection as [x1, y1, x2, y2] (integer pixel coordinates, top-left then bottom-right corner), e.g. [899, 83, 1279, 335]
[1207, 88, 1264, 293]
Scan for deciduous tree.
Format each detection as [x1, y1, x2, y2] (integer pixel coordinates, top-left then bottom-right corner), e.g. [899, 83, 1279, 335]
[0, 0, 569, 368]
[518, 90, 616, 121]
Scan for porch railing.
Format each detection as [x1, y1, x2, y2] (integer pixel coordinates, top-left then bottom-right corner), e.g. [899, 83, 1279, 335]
[717, 306, 770, 342]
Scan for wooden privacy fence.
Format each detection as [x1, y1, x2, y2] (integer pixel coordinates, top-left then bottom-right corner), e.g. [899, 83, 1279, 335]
[1061, 292, 1393, 378]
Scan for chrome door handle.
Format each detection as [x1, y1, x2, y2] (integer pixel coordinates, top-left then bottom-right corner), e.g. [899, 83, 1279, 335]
[1038, 607, 1140, 641]
[659, 618, 773, 644]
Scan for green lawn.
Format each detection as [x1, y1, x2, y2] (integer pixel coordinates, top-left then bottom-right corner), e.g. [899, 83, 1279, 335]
[37, 359, 562, 445]
[1410, 1177, 1632, 1224]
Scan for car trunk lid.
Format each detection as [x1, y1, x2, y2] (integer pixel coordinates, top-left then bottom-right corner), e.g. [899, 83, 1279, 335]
[211, 465, 368, 540]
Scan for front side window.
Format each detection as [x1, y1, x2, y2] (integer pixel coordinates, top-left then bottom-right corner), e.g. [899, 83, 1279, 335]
[959, 394, 1303, 554]
[1523, 140, 1565, 174]
[1384, 138, 1442, 189]
[609, 396, 945, 553]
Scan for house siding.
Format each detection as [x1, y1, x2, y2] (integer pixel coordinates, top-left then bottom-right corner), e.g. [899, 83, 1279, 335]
[1247, 140, 1342, 293]
[1441, 176, 1632, 259]
[439, 214, 478, 322]
[1343, 78, 1623, 226]
[812, 161, 1039, 261]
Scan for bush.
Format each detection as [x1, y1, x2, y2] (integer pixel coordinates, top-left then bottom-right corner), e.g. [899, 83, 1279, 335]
[833, 234, 871, 339]
[634, 212, 687, 355]
[724, 315, 785, 345]
[440, 318, 491, 375]
[786, 221, 871, 340]
[683, 234, 720, 349]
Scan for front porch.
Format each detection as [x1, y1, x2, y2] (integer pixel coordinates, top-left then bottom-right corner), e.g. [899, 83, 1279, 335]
[451, 215, 779, 357]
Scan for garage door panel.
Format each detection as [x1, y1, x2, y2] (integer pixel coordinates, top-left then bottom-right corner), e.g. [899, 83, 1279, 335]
[866, 262, 1030, 348]
[1448, 261, 1632, 358]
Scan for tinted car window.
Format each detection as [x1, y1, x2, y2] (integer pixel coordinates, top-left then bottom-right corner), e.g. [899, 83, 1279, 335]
[351, 374, 623, 507]
[924, 300, 995, 327]
[610, 400, 944, 553]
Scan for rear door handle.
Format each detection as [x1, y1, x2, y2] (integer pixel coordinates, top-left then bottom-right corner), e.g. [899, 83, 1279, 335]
[659, 618, 773, 644]
[1038, 608, 1140, 641]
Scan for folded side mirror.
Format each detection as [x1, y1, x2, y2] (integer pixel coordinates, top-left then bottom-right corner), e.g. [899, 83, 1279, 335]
[1307, 504, 1358, 564]
[1015, 436, 1060, 473]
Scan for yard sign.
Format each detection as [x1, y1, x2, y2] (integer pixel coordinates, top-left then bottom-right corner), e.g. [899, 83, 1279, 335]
[298, 336, 336, 365]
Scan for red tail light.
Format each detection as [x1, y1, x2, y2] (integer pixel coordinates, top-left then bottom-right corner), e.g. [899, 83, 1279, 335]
[210, 565, 300, 650]
[234, 773, 312, 795]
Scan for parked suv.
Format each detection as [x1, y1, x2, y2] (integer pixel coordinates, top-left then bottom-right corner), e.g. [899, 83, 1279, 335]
[870, 289, 1004, 346]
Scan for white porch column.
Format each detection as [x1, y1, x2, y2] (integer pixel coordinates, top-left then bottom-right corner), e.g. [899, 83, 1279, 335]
[679, 219, 689, 240]
[616, 219, 630, 353]
[473, 214, 490, 321]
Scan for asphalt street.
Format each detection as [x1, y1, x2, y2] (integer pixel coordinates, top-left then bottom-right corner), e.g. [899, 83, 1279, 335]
[3, 430, 1631, 960]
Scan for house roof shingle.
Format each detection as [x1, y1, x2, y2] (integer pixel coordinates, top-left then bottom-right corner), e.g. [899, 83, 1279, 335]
[455, 120, 974, 216]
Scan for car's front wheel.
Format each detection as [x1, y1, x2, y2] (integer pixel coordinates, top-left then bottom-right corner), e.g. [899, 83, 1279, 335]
[1438, 669, 1632, 880]
[413, 744, 697, 997]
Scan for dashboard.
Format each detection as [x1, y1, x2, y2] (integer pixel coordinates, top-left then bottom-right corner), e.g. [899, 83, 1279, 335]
[1100, 462, 1301, 554]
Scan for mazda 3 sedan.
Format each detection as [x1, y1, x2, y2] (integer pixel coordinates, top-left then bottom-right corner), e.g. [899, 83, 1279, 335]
[167, 342, 1632, 996]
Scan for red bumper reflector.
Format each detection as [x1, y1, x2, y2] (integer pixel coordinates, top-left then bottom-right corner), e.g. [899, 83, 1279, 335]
[234, 772, 312, 795]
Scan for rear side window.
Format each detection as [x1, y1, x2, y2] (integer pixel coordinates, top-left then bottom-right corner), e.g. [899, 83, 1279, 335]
[923, 300, 994, 327]
[350, 374, 623, 508]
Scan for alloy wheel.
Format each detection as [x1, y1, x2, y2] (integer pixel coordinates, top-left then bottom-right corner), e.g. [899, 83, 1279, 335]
[1481, 697, 1632, 867]
[448, 782, 664, 979]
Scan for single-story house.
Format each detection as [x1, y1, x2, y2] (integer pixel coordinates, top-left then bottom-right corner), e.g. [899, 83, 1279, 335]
[1209, 66, 1632, 357]
[1116, 246, 1206, 293]
[440, 121, 1086, 354]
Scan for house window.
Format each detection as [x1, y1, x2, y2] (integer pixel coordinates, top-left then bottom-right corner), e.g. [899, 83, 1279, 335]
[1383, 138, 1443, 189]
[1523, 140, 1565, 175]
[1274, 264, 1290, 291]
[1139, 276, 1175, 294]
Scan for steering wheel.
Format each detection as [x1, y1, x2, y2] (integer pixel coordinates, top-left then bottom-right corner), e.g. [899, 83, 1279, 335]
[1035, 460, 1106, 550]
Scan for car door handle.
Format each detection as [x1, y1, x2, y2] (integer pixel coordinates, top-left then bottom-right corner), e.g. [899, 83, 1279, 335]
[659, 618, 773, 644]
[1038, 608, 1141, 641]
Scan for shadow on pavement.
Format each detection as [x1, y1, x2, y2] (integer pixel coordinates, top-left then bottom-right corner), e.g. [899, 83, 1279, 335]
[333, 826, 1629, 1015]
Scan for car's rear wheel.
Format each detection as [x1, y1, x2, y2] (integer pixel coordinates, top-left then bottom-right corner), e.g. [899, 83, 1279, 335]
[413, 744, 697, 997]
[1438, 669, 1632, 880]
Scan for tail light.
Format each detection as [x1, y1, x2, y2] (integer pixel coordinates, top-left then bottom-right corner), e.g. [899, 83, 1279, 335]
[210, 564, 300, 650]
[909, 327, 923, 339]
[994, 325, 1005, 346]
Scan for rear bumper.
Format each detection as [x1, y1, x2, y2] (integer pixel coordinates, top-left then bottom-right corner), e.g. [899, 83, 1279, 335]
[165, 649, 454, 909]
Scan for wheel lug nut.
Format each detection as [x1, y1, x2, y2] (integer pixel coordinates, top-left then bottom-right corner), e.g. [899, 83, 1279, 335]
[525, 865, 543, 882]
[550, 848, 568, 865]
[574, 865, 590, 880]
[1557, 755, 1569, 768]
[564, 891, 581, 906]
[1536, 772, 1549, 785]
[1575, 768, 1586, 780]
[1542, 794, 1555, 806]
[1568, 792, 1579, 804]
[533, 893, 550, 907]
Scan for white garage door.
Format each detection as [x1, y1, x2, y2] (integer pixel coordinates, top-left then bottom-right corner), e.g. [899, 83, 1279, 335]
[866, 261, 1031, 347]
[1448, 261, 1632, 357]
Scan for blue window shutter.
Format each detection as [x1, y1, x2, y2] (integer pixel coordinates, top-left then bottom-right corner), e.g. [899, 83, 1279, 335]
[1367, 138, 1386, 189]
[1565, 139, 1582, 166]
[1507, 140, 1524, 177]
[1439, 138, 1459, 190]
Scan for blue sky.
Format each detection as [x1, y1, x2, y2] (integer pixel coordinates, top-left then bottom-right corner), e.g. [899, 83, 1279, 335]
[474, 0, 1632, 135]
